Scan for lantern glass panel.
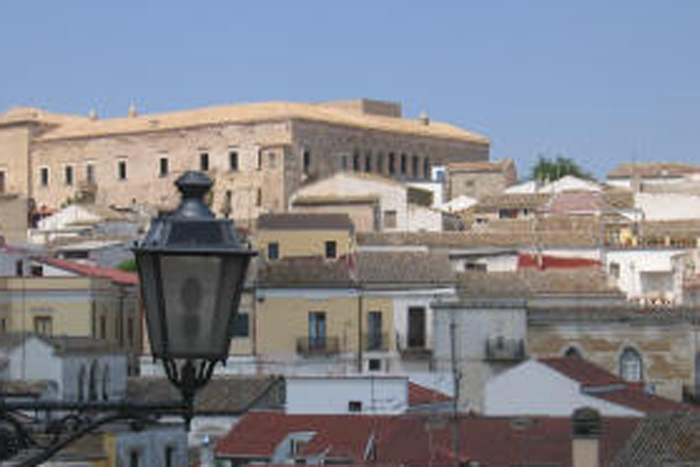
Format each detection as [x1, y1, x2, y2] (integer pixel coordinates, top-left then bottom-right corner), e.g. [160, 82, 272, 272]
[159, 254, 245, 359]
[136, 252, 166, 357]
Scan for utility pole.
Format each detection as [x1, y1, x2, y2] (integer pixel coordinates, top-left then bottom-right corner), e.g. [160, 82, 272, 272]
[450, 315, 462, 467]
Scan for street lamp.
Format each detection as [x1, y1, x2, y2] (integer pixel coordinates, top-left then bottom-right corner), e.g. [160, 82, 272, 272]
[0, 171, 255, 466]
[134, 171, 255, 411]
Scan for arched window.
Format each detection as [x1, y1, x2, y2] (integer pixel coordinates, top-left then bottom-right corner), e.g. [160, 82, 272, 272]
[565, 347, 582, 358]
[77, 365, 86, 401]
[102, 364, 111, 401]
[88, 361, 99, 401]
[619, 347, 643, 382]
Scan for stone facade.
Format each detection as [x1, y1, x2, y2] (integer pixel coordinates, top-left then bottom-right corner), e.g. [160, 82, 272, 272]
[446, 159, 516, 201]
[0, 101, 489, 232]
[528, 310, 700, 401]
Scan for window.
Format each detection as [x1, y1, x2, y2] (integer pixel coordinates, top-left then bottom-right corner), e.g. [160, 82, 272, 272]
[268, 242, 279, 260]
[100, 315, 107, 339]
[33, 316, 52, 336]
[30, 265, 43, 277]
[117, 159, 127, 180]
[411, 156, 419, 178]
[341, 155, 349, 171]
[368, 358, 382, 371]
[231, 312, 249, 338]
[325, 241, 337, 259]
[268, 151, 276, 169]
[200, 152, 209, 171]
[129, 450, 140, 467]
[367, 311, 383, 351]
[407, 307, 426, 348]
[1, 318, 6, 333]
[85, 163, 95, 183]
[308, 312, 327, 350]
[388, 153, 396, 175]
[383, 210, 397, 229]
[303, 149, 311, 174]
[256, 188, 263, 207]
[102, 365, 110, 401]
[376, 153, 385, 174]
[424, 158, 432, 180]
[257, 150, 263, 170]
[78, 366, 86, 401]
[348, 401, 363, 413]
[229, 151, 239, 171]
[40, 167, 49, 187]
[565, 347, 582, 358]
[400, 154, 407, 175]
[64, 165, 74, 185]
[127, 317, 134, 346]
[353, 152, 361, 171]
[0, 170, 5, 194]
[620, 347, 643, 382]
[88, 361, 98, 401]
[159, 157, 169, 177]
[364, 153, 372, 172]
[15, 260, 23, 277]
[610, 262, 621, 279]
[165, 446, 175, 467]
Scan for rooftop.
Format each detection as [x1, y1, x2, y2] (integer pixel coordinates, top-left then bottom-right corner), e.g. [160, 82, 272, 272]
[609, 162, 700, 179]
[257, 251, 454, 288]
[456, 269, 622, 299]
[6, 101, 489, 144]
[37, 256, 138, 285]
[257, 213, 355, 231]
[447, 158, 515, 174]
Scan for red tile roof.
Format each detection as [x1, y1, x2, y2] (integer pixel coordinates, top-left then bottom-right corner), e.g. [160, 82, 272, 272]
[38, 257, 138, 286]
[408, 382, 452, 407]
[518, 253, 601, 270]
[540, 356, 625, 387]
[540, 356, 694, 414]
[376, 415, 639, 467]
[216, 411, 640, 467]
[215, 411, 394, 461]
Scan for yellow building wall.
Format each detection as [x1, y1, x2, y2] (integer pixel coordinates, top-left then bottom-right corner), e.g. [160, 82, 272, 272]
[255, 292, 393, 356]
[0, 277, 141, 353]
[256, 229, 353, 259]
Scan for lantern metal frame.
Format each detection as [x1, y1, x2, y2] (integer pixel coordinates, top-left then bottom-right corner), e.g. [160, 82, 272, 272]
[1, 171, 255, 466]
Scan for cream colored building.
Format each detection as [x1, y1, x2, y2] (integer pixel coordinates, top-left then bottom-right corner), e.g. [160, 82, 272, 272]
[0, 100, 489, 241]
[290, 172, 442, 232]
[446, 159, 517, 201]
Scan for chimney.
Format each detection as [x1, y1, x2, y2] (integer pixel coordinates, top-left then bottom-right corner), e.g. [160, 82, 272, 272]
[571, 407, 601, 467]
[128, 103, 138, 118]
[419, 110, 430, 126]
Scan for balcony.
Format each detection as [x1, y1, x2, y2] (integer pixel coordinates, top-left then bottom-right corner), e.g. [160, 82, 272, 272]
[362, 333, 390, 352]
[485, 337, 525, 362]
[296, 336, 340, 357]
[399, 346, 433, 361]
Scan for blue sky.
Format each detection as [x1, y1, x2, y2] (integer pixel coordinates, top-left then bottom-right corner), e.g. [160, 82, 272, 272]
[1, 1, 699, 178]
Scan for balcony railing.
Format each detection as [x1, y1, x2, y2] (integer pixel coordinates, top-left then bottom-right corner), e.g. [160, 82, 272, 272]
[296, 336, 340, 356]
[363, 333, 389, 352]
[485, 337, 525, 362]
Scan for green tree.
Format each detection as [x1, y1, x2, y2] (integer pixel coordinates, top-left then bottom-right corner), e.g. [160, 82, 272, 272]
[531, 156, 593, 183]
[117, 258, 137, 272]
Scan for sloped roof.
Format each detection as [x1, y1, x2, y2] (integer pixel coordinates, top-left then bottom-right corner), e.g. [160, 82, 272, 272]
[540, 356, 623, 387]
[357, 230, 600, 249]
[518, 253, 601, 270]
[408, 382, 452, 406]
[457, 270, 622, 299]
[613, 413, 700, 466]
[26, 101, 489, 144]
[447, 159, 514, 174]
[257, 251, 454, 289]
[38, 257, 138, 285]
[609, 162, 700, 179]
[257, 213, 354, 231]
[473, 193, 551, 213]
[375, 415, 639, 467]
[216, 411, 394, 460]
[127, 376, 284, 415]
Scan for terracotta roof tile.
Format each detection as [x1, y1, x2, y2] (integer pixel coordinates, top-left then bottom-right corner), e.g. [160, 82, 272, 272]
[257, 213, 354, 231]
[608, 162, 700, 179]
[408, 382, 452, 407]
[38, 257, 138, 285]
[540, 356, 625, 387]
